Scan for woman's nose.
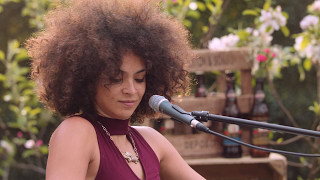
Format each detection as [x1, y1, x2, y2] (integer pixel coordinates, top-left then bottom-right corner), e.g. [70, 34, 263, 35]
[122, 79, 137, 94]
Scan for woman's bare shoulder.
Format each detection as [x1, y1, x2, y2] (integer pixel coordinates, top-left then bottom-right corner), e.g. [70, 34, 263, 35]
[50, 116, 95, 141]
[49, 117, 98, 159]
[46, 116, 98, 179]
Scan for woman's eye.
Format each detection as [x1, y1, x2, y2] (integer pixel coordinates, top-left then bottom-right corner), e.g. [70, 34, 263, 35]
[112, 78, 123, 83]
[135, 77, 145, 83]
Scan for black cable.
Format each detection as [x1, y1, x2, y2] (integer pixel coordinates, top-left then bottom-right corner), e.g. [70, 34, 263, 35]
[205, 128, 320, 157]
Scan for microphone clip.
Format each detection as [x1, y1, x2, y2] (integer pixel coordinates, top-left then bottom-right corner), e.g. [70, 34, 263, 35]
[191, 111, 209, 122]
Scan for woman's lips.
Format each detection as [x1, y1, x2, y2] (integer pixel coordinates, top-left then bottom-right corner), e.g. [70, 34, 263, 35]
[120, 100, 136, 107]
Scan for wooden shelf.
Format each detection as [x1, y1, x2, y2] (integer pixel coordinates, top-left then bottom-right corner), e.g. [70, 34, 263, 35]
[186, 153, 287, 180]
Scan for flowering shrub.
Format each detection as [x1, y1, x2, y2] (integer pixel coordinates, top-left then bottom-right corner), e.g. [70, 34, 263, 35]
[208, 34, 239, 50]
[294, 0, 320, 68]
[0, 40, 55, 178]
[254, 48, 277, 78]
[208, 0, 289, 79]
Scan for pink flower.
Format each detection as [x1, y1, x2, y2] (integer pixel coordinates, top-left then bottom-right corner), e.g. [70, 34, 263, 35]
[271, 52, 276, 58]
[256, 54, 267, 62]
[264, 48, 270, 54]
[24, 139, 35, 149]
[36, 140, 43, 147]
[17, 131, 23, 138]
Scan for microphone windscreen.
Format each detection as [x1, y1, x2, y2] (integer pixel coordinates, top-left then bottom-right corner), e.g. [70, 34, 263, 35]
[148, 95, 167, 112]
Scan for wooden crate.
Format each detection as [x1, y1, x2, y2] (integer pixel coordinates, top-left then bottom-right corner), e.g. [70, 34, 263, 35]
[149, 48, 254, 158]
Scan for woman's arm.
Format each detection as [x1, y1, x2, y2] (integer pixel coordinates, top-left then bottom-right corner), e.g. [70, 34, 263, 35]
[135, 126, 205, 180]
[46, 117, 98, 180]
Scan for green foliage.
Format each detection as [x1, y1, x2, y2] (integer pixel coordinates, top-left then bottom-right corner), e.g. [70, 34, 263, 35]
[0, 40, 54, 179]
[309, 102, 320, 117]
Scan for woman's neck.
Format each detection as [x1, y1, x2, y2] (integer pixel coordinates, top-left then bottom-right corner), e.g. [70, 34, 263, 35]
[96, 114, 130, 135]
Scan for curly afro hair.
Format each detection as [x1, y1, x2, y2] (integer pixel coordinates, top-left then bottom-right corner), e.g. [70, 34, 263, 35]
[26, 0, 193, 123]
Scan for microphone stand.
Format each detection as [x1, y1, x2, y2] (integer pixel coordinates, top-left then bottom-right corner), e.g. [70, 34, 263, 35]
[191, 111, 320, 138]
[187, 111, 320, 157]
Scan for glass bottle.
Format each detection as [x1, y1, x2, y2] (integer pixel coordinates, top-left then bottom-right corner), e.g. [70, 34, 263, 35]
[250, 78, 270, 157]
[222, 73, 242, 158]
[152, 118, 165, 134]
[195, 72, 207, 97]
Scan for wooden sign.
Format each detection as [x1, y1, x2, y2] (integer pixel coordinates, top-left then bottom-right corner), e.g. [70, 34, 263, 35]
[189, 48, 252, 72]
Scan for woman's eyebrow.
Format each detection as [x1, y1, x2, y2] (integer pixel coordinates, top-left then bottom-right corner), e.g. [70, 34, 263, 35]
[135, 69, 146, 74]
[119, 68, 146, 74]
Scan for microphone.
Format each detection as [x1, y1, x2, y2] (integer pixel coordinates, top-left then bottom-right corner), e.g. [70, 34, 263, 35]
[148, 95, 320, 157]
[148, 95, 209, 132]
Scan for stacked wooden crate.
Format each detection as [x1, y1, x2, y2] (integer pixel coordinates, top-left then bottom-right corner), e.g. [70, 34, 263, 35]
[150, 48, 254, 158]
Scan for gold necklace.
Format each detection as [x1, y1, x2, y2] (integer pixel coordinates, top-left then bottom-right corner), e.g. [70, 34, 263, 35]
[97, 121, 140, 164]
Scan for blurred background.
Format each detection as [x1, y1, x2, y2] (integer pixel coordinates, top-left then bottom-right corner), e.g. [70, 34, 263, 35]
[0, 0, 319, 179]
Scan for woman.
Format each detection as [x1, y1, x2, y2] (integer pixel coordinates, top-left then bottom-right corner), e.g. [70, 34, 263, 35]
[26, 0, 205, 179]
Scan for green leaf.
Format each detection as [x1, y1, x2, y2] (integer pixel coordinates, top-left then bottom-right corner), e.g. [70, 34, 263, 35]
[280, 26, 290, 37]
[298, 65, 306, 81]
[11, 40, 20, 49]
[212, 0, 222, 7]
[309, 102, 320, 116]
[7, 122, 20, 129]
[303, 58, 312, 71]
[22, 149, 36, 158]
[0, 50, 4, 61]
[242, 9, 258, 16]
[40, 146, 49, 155]
[183, 19, 192, 28]
[30, 127, 39, 134]
[186, 10, 200, 19]
[9, 105, 20, 114]
[202, 26, 208, 33]
[300, 36, 310, 50]
[206, 2, 214, 12]
[281, 12, 289, 19]
[0, 73, 5, 82]
[263, 0, 271, 11]
[197, 2, 206, 11]
[276, 137, 283, 144]
[15, 49, 29, 62]
[268, 131, 274, 140]
[299, 157, 306, 164]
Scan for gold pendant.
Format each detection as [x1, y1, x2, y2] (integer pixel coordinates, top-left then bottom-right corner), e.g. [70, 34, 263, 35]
[122, 152, 139, 164]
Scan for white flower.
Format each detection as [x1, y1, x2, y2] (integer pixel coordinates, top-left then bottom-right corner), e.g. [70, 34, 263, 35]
[189, 2, 197, 10]
[294, 36, 320, 63]
[24, 139, 35, 149]
[300, 15, 319, 30]
[274, 6, 286, 27]
[245, 27, 253, 34]
[3, 94, 11, 102]
[310, 0, 320, 13]
[208, 34, 239, 50]
[259, 6, 286, 33]
[252, 30, 260, 37]
[0, 140, 14, 154]
[221, 34, 239, 47]
[208, 38, 224, 50]
[294, 36, 303, 52]
[21, 109, 27, 116]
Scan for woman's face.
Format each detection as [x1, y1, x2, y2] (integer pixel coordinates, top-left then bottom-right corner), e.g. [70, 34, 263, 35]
[95, 52, 146, 120]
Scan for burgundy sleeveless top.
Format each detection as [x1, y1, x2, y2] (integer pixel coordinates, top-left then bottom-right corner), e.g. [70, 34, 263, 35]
[84, 115, 160, 180]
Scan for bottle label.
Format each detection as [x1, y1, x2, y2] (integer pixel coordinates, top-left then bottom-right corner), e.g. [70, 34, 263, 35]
[223, 137, 241, 145]
[252, 128, 270, 145]
[255, 92, 265, 99]
[223, 124, 241, 145]
[252, 116, 269, 122]
[227, 92, 236, 99]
